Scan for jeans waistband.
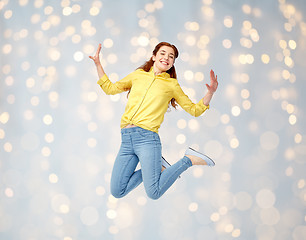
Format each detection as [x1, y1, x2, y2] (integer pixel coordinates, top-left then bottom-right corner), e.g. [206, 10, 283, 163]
[121, 126, 152, 134]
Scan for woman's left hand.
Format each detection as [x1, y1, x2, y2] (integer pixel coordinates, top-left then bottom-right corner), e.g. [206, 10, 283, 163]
[206, 69, 218, 94]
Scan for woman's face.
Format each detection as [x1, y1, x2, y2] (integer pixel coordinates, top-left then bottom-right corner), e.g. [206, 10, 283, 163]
[152, 45, 175, 74]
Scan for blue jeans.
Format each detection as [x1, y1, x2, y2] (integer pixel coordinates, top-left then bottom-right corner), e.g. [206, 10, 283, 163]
[110, 127, 192, 200]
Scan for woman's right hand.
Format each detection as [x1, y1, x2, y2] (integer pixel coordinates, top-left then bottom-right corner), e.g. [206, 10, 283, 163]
[89, 43, 102, 65]
[89, 43, 106, 79]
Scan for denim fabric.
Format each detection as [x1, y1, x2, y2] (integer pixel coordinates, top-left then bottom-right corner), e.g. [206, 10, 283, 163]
[110, 127, 192, 200]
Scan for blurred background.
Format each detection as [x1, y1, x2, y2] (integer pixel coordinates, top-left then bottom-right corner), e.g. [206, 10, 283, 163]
[1, 0, 306, 239]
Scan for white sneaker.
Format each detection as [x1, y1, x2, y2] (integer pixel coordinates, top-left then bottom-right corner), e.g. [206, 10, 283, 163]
[185, 147, 215, 166]
[162, 156, 171, 168]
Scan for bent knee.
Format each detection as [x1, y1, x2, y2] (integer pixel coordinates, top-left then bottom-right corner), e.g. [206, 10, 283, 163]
[111, 192, 124, 199]
[111, 190, 125, 199]
[146, 191, 161, 200]
[110, 186, 126, 199]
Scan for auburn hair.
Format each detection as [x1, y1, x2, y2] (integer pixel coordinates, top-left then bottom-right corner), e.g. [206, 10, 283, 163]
[136, 42, 179, 109]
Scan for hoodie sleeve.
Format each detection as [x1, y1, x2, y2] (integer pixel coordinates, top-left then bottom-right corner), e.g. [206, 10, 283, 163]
[97, 72, 134, 95]
[173, 80, 209, 117]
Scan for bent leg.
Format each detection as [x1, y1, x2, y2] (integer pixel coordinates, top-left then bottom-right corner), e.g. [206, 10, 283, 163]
[110, 143, 143, 198]
[158, 156, 192, 194]
[135, 130, 192, 200]
[142, 154, 192, 200]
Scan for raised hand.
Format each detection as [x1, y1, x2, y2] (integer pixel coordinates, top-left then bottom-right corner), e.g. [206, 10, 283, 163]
[206, 69, 218, 94]
[202, 69, 219, 106]
[89, 43, 106, 79]
[89, 43, 102, 65]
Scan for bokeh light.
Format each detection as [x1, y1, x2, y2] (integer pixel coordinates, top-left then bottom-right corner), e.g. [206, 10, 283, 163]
[1, 0, 306, 240]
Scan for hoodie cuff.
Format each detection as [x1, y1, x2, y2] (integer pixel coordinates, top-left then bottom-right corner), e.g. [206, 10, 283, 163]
[97, 74, 108, 85]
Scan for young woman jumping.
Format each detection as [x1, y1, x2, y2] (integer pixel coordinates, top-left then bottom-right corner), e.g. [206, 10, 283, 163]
[89, 41, 219, 200]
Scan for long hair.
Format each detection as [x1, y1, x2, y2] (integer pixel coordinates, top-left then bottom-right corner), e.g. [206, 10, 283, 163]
[137, 42, 179, 109]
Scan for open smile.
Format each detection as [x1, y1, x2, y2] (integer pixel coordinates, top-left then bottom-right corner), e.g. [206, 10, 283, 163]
[160, 60, 169, 65]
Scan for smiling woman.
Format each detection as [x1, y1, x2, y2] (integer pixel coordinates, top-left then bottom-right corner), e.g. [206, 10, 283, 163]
[137, 42, 179, 109]
[89, 41, 219, 200]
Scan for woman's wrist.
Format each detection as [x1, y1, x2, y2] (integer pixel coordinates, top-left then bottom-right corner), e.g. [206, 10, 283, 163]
[202, 91, 214, 105]
[208, 88, 216, 94]
[95, 61, 102, 67]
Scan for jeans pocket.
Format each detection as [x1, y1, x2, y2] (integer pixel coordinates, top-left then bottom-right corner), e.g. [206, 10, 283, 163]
[138, 130, 161, 146]
[138, 130, 154, 139]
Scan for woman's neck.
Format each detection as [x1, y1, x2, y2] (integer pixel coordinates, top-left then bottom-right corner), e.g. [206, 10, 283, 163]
[153, 65, 163, 75]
